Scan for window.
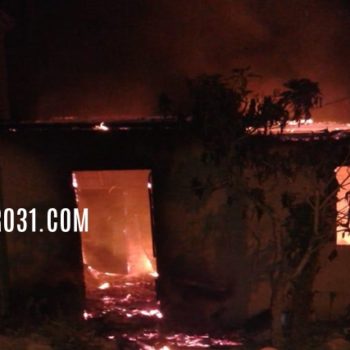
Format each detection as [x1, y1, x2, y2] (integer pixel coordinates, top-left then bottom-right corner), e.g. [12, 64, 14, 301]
[336, 166, 350, 245]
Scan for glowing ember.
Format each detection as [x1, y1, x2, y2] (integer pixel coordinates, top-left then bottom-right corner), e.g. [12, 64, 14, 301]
[149, 271, 159, 278]
[255, 120, 350, 139]
[287, 118, 314, 126]
[84, 267, 241, 348]
[72, 173, 78, 189]
[73, 170, 241, 347]
[83, 310, 93, 320]
[93, 122, 110, 131]
[211, 338, 242, 346]
[120, 293, 132, 302]
[86, 264, 120, 280]
[142, 255, 155, 273]
[166, 334, 210, 348]
[164, 334, 242, 348]
[127, 249, 156, 275]
[139, 309, 163, 319]
[98, 282, 111, 290]
[104, 272, 119, 277]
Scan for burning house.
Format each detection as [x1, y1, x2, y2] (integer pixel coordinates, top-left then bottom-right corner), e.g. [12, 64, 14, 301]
[1, 1, 350, 348]
[0, 120, 349, 338]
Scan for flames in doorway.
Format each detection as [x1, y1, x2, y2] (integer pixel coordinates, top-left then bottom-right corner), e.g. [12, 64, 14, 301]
[72, 169, 156, 279]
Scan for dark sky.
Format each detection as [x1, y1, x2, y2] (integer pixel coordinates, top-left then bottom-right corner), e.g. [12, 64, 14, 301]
[4, 0, 350, 121]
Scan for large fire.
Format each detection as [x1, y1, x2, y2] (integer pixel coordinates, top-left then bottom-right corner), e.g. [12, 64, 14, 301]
[82, 267, 241, 349]
[72, 169, 156, 276]
[336, 166, 350, 245]
[255, 119, 350, 140]
[72, 170, 241, 349]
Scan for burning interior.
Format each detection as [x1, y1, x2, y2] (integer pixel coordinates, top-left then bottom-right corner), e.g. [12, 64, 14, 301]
[72, 169, 157, 284]
[0, 125, 348, 348]
[336, 166, 350, 245]
[71, 170, 165, 346]
[69, 169, 243, 348]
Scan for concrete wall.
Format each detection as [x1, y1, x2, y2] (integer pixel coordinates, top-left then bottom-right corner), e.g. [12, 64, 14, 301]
[0, 134, 84, 318]
[153, 137, 350, 329]
[0, 127, 349, 327]
[153, 138, 249, 329]
[241, 141, 350, 322]
[0, 126, 169, 319]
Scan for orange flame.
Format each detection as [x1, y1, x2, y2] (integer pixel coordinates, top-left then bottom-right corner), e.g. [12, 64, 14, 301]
[98, 282, 111, 290]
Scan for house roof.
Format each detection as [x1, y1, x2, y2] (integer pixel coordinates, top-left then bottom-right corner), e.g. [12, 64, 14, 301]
[0, 118, 349, 142]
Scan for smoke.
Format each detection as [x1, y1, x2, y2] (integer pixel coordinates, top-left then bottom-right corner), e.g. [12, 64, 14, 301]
[6, 0, 350, 121]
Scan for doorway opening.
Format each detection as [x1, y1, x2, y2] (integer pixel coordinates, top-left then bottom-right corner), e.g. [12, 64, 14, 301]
[72, 169, 160, 322]
[71, 170, 242, 348]
[73, 169, 156, 278]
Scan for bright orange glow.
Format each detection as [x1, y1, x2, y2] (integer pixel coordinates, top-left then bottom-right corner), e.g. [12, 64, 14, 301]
[150, 271, 159, 278]
[72, 169, 157, 288]
[93, 122, 110, 131]
[98, 282, 111, 290]
[83, 310, 93, 320]
[336, 166, 350, 245]
[74, 174, 242, 349]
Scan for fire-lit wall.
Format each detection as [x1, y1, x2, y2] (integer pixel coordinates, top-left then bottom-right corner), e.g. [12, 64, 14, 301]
[152, 141, 249, 328]
[0, 126, 349, 328]
[152, 137, 350, 327]
[241, 151, 350, 321]
[0, 127, 161, 321]
[0, 133, 84, 318]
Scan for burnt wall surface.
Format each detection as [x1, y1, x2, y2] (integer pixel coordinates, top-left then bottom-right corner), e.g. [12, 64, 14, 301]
[153, 136, 248, 329]
[0, 126, 349, 328]
[0, 126, 172, 320]
[241, 140, 350, 321]
[153, 136, 350, 329]
[0, 125, 249, 326]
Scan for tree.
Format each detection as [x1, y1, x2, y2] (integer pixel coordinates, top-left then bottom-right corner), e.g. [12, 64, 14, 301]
[245, 142, 349, 349]
[157, 93, 174, 118]
[279, 79, 322, 125]
[175, 70, 343, 349]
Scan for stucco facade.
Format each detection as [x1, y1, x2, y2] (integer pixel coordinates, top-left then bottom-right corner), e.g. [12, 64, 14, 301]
[0, 124, 348, 328]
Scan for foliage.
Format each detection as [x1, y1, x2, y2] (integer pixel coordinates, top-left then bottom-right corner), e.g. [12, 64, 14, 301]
[177, 69, 344, 349]
[280, 79, 322, 123]
[158, 68, 322, 138]
[159, 68, 342, 349]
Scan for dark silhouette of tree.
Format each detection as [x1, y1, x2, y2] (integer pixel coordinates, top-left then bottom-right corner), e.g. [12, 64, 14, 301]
[156, 72, 321, 136]
[279, 79, 322, 125]
[157, 93, 173, 118]
[265, 153, 340, 349]
[188, 74, 244, 134]
[157, 72, 326, 349]
[258, 96, 288, 134]
[179, 70, 331, 349]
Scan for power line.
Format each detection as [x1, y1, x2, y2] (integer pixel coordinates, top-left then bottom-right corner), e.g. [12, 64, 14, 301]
[322, 96, 350, 107]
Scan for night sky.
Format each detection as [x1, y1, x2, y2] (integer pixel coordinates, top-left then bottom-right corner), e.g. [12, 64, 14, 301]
[3, 0, 350, 121]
